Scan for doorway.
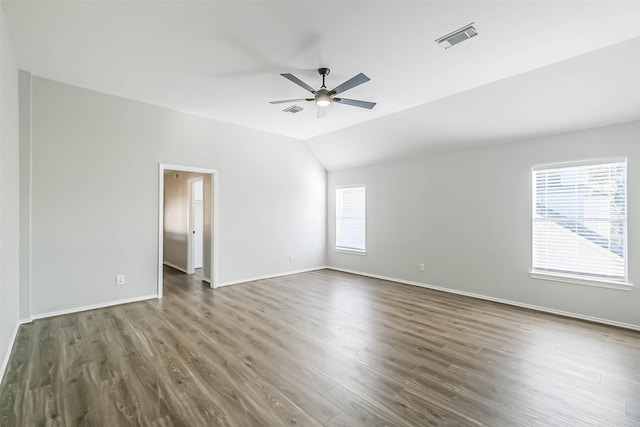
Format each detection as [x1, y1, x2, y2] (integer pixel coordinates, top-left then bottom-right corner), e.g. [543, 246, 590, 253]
[158, 164, 218, 298]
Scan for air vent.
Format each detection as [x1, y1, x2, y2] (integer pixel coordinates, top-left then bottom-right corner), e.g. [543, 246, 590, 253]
[435, 23, 477, 49]
[283, 105, 304, 114]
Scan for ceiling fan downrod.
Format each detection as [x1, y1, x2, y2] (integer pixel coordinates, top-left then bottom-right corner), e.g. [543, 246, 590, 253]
[318, 67, 330, 89]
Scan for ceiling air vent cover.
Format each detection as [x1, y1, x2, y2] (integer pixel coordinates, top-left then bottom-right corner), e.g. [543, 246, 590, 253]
[435, 23, 477, 49]
[283, 105, 304, 114]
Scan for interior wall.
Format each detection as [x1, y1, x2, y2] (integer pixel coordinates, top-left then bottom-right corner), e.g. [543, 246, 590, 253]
[163, 170, 191, 272]
[0, 8, 21, 378]
[28, 77, 327, 316]
[163, 171, 211, 278]
[328, 120, 640, 328]
[18, 70, 30, 320]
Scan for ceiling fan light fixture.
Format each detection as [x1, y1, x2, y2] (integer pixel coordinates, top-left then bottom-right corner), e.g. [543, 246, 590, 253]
[316, 97, 331, 107]
[315, 88, 331, 107]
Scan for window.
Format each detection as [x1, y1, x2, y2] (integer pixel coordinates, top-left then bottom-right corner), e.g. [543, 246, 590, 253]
[336, 186, 366, 252]
[532, 159, 628, 285]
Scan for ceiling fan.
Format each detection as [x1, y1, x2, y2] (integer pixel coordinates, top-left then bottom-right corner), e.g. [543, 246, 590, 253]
[270, 68, 376, 118]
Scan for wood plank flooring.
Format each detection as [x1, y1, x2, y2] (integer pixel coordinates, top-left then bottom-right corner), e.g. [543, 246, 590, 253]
[2, 267, 640, 426]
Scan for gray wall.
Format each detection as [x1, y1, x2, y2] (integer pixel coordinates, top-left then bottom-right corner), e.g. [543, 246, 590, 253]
[328, 121, 640, 328]
[0, 9, 21, 377]
[27, 77, 327, 316]
[18, 70, 30, 320]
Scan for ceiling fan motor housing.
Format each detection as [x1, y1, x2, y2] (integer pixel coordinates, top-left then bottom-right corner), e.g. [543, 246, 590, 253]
[315, 88, 332, 106]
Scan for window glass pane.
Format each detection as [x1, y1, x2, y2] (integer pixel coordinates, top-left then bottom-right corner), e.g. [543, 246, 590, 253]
[336, 186, 366, 251]
[532, 160, 627, 282]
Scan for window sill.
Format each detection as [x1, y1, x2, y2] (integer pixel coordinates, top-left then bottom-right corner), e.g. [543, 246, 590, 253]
[530, 271, 633, 291]
[335, 248, 367, 256]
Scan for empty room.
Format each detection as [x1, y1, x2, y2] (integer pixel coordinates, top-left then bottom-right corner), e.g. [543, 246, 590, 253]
[1, 1, 640, 426]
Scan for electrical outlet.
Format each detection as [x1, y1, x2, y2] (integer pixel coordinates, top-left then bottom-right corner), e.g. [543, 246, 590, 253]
[116, 274, 125, 286]
[289, 255, 295, 262]
[419, 263, 425, 272]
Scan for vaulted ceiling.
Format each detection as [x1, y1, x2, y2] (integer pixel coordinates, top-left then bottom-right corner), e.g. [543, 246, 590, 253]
[4, 1, 640, 170]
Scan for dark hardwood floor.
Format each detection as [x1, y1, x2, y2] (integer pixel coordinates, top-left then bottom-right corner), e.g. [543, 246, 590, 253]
[1, 267, 640, 426]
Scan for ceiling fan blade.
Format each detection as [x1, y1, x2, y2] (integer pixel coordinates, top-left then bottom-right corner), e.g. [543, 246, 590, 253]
[333, 98, 377, 109]
[269, 98, 313, 104]
[317, 106, 328, 118]
[281, 73, 317, 94]
[329, 73, 370, 95]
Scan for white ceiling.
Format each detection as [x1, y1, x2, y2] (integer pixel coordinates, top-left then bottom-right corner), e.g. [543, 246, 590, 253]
[307, 36, 640, 170]
[3, 1, 640, 168]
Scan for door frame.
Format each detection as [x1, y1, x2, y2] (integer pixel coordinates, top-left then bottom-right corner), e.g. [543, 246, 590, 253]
[158, 163, 219, 298]
[187, 176, 204, 274]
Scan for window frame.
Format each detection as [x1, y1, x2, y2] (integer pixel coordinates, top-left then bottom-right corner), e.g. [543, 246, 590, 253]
[530, 158, 632, 291]
[335, 185, 367, 255]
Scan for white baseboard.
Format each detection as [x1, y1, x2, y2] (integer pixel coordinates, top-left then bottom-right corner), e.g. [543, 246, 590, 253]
[163, 261, 188, 274]
[30, 294, 158, 320]
[1, 318, 32, 384]
[203, 277, 211, 284]
[216, 266, 329, 288]
[327, 266, 640, 332]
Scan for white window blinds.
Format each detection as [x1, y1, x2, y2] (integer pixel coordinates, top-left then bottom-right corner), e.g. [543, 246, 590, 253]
[336, 186, 366, 252]
[532, 159, 627, 283]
